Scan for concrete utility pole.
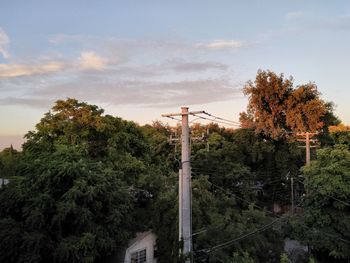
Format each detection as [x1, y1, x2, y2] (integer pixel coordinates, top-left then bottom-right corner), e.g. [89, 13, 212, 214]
[181, 107, 191, 260]
[162, 107, 204, 263]
[179, 169, 183, 243]
[291, 175, 294, 214]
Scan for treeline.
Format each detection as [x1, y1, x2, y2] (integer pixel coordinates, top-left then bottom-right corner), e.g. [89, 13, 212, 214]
[0, 71, 349, 263]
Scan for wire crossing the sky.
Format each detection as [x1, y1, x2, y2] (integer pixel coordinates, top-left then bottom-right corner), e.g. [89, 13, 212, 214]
[295, 178, 350, 207]
[162, 108, 241, 127]
[202, 111, 241, 125]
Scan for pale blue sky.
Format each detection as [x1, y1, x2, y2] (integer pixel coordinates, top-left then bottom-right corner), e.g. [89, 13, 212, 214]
[0, 1, 350, 149]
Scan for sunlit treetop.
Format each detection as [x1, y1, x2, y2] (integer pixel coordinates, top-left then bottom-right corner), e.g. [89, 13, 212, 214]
[240, 70, 334, 140]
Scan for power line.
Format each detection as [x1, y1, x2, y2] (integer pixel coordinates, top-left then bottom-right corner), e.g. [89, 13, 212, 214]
[191, 170, 350, 259]
[193, 179, 350, 256]
[208, 181, 273, 215]
[195, 217, 283, 254]
[202, 111, 241, 125]
[191, 171, 281, 237]
[163, 115, 182, 122]
[190, 113, 240, 127]
[192, 167, 289, 187]
[295, 178, 350, 207]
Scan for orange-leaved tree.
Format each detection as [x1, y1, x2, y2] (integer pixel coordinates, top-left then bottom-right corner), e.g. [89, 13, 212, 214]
[240, 70, 329, 140]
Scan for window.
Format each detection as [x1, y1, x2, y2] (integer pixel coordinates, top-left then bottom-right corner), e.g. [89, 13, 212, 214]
[131, 249, 147, 263]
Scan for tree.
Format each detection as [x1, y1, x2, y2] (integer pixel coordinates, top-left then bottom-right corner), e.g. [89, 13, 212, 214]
[0, 99, 160, 263]
[329, 124, 350, 148]
[298, 145, 350, 259]
[0, 145, 19, 178]
[240, 70, 330, 140]
[0, 146, 134, 263]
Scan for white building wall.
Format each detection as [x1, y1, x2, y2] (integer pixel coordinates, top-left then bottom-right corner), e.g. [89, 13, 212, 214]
[124, 232, 157, 263]
[0, 178, 9, 188]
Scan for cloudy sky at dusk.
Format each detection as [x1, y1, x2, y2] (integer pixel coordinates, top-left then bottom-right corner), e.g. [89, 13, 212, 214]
[1, 0, 350, 149]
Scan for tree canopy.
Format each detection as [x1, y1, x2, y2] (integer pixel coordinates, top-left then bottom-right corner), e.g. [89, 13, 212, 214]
[0, 70, 347, 263]
[0, 99, 160, 263]
[240, 70, 331, 140]
[296, 145, 350, 259]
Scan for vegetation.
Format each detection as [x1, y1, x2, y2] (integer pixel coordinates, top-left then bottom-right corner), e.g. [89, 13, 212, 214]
[0, 71, 348, 262]
[298, 145, 350, 259]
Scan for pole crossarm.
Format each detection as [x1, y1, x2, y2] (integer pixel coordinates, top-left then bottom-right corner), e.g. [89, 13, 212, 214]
[162, 110, 205, 118]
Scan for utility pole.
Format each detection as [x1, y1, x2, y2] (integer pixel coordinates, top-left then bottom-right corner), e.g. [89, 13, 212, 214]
[291, 175, 294, 214]
[305, 132, 310, 165]
[297, 132, 318, 165]
[179, 169, 183, 243]
[181, 107, 191, 261]
[162, 107, 204, 263]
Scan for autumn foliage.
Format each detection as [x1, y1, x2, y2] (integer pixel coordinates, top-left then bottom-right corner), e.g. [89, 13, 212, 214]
[240, 70, 327, 140]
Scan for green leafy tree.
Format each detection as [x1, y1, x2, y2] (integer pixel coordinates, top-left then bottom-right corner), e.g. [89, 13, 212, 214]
[329, 124, 350, 148]
[280, 253, 290, 263]
[231, 252, 255, 263]
[0, 99, 160, 263]
[0, 145, 20, 178]
[0, 146, 134, 263]
[299, 145, 350, 259]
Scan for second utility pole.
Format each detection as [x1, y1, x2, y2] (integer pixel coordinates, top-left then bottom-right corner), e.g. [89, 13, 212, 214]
[297, 132, 318, 165]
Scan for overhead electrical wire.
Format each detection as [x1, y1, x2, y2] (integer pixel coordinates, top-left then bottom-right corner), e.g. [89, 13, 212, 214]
[295, 178, 350, 207]
[203, 217, 283, 253]
[193, 179, 350, 258]
[190, 113, 235, 126]
[163, 116, 182, 122]
[189, 112, 241, 127]
[202, 111, 241, 125]
[191, 169, 350, 258]
[191, 167, 289, 187]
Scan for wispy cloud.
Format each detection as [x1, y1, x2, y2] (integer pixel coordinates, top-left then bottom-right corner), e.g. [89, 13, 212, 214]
[78, 51, 107, 70]
[0, 97, 53, 109]
[6, 77, 240, 108]
[196, 39, 245, 50]
[0, 61, 65, 78]
[0, 50, 113, 78]
[49, 34, 88, 44]
[0, 34, 244, 109]
[0, 28, 10, 59]
[49, 34, 249, 53]
[285, 11, 305, 20]
[166, 59, 228, 72]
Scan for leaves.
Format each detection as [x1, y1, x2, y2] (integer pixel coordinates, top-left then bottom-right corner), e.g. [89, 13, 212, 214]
[241, 70, 331, 140]
[298, 145, 350, 258]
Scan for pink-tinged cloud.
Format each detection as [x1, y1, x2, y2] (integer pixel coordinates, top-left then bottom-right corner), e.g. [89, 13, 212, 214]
[78, 51, 108, 70]
[0, 62, 64, 78]
[0, 78, 242, 108]
[196, 40, 245, 50]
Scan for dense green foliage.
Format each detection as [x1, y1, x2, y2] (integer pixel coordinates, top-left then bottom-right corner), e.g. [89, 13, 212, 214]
[0, 147, 133, 263]
[0, 145, 20, 178]
[0, 99, 162, 263]
[143, 123, 286, 262]
[0, 70, 347, 262]
[296, 145, 350, 259]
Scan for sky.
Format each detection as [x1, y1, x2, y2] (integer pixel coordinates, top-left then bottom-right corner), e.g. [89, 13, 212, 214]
[0, 0, 350, 150]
